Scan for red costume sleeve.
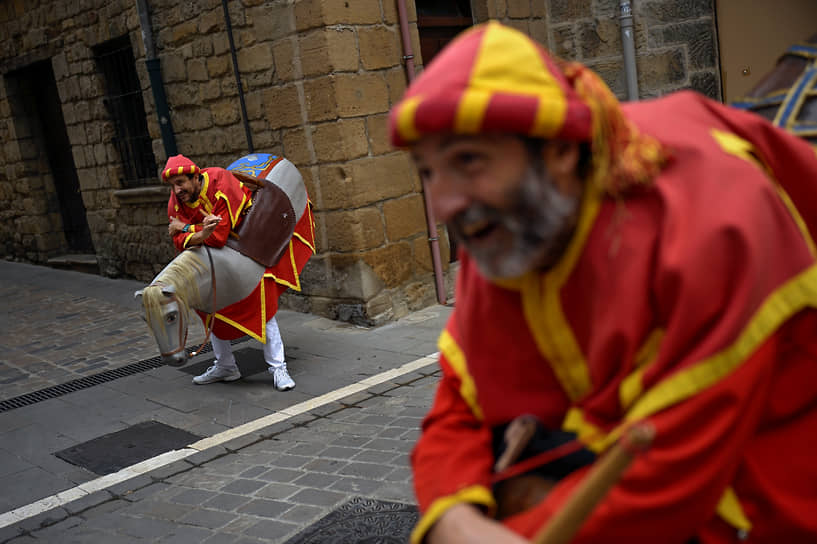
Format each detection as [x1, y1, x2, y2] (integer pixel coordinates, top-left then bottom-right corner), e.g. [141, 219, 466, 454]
[167, 196, 195, 252]
[411, 329, 497, 520]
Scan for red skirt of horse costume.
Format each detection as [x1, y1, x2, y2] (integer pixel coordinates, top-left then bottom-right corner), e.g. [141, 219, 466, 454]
[197, 205, 315, 342]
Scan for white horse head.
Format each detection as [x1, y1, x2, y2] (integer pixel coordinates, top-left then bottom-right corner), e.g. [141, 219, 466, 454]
[136, 246, 265, 366]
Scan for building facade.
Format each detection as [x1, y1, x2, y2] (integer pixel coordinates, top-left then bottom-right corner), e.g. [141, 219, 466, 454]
[0, 0, 725, 324]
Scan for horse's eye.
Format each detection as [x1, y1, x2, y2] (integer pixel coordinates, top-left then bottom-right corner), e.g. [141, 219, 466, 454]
[166, 312, 177, 324]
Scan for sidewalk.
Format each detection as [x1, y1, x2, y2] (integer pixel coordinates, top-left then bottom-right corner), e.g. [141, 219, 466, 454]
[0, 260, 452, 543]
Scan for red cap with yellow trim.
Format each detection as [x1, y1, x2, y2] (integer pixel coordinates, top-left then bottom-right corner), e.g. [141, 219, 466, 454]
[162, 155, 200, 182]
[389, 22, 592, 147]
[389, 21, 667, 194]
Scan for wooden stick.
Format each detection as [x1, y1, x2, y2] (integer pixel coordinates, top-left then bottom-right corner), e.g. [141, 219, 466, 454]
[531, 423, 655, 544]
[230, 169, 266, 190]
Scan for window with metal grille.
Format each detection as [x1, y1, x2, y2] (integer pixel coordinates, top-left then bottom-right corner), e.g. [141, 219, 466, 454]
[93, 36, 157, 188]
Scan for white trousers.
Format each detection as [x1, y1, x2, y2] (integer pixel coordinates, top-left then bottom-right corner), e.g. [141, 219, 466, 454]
[211, 316, 285, 370]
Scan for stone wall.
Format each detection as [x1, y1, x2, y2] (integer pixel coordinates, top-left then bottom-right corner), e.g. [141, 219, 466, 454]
[0, 0, 719, 325]
[259, 0, 453, 323]
[0, 73, 65, 262]
[475, 0, 720, 101]
[0, 0, 452, 325]
[470, 0, 549, 44]
[0, 0, 174, 278]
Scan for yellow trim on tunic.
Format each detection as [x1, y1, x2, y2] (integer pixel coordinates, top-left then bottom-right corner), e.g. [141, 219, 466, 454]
[774, 185, 817, 257]
[264, 242, 302, 291]
[264, 205, 317, 293]
[489, 275, 525, 290]
[519, 181, 603, 402]
[515, 132, 814, 533]
[215, 189, 250, 228]
[561, 406, 606, 452]
[185, 171, 211, 211]
[618, 328, 665, 411]
[571, 262, 817, 455]
[181, 232, 196, 249]
[711, 128, 817, 257]
[625, 263, 817, 424]
[716, 487, 753, 532]
[582, 263, 817, 457]
[564, 265, 817, 533]
[562, 328, 664, 453]
[209, 280, 268, 343]
[438, 330, 484, 421]
[294, 230, 316, 254]
[410, 485, 495, 544]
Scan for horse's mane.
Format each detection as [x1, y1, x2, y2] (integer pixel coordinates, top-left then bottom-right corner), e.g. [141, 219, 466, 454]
[142, 250, 207, 329]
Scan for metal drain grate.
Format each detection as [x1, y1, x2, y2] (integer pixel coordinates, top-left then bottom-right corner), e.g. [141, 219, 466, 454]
[0, 336, 248, 413]
[283, 497, 418, 544]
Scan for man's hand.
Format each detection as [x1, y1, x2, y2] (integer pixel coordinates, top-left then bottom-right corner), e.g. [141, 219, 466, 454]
[426, 503, 529, 544]
[168, 216, 187, 237]
[201, 214, 222, 237]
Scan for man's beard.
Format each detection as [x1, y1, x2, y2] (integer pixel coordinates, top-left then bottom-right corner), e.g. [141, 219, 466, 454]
[449, 165, 580, 279]
[179, 186, 200, 204]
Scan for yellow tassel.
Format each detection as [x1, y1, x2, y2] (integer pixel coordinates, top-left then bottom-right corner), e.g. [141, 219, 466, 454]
[562, 62, 667, 195]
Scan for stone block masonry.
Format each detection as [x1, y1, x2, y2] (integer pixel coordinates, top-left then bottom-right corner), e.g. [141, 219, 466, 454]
[0, 0, 719, 324]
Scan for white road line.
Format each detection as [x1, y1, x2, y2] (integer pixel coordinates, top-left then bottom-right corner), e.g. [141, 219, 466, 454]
[0, 353, 438, 530]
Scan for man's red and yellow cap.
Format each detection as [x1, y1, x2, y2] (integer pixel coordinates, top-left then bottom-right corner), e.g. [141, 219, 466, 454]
[162, 154, 200, 182]
[389, 22, 592, 147]
[389, 22, 667, 194]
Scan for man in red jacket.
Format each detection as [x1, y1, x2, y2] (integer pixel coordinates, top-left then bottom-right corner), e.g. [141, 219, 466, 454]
[163, 154, 298, 390]
[389, 22, 817, 543]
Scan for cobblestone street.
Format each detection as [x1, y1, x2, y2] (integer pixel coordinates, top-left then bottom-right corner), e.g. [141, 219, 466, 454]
[0, 260, 450, 543]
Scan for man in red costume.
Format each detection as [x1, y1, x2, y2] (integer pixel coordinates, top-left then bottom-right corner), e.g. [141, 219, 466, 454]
[389, 22, 817, 543]
[163, 154, 313, 391]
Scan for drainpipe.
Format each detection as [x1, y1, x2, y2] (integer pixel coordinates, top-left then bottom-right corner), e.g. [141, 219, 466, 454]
[222, 0, 254, 153]
[396, 0, 448, 306]
[619, 0, 640, 100]
[136, 0, 177, 157]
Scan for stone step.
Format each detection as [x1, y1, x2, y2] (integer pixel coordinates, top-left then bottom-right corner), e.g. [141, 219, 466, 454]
[47, 254, 100, 275]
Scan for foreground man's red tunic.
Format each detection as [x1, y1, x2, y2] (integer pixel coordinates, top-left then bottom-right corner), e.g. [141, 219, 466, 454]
[411, 92, 817, 543]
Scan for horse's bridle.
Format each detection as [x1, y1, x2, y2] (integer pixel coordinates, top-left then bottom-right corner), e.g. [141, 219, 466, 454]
[153, 245, 217, 358]
[151, 287, 188, 358]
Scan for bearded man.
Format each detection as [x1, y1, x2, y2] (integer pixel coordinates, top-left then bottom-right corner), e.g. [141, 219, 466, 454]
[390, 22, 817, 544]
[163, 154, 310, 390]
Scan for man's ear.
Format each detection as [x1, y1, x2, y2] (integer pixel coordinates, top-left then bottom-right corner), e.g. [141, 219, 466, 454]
[542, 140, 582, 195]
[542, 140, 580, 175]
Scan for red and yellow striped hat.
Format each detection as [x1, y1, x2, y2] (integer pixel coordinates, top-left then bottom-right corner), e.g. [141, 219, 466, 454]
[390, 22, 591, 146]
[389, 22, 666, 194]
[162, 154, 200, 182]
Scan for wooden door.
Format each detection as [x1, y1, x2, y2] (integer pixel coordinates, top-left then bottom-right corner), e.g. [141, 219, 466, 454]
[717, 0, 817, 103]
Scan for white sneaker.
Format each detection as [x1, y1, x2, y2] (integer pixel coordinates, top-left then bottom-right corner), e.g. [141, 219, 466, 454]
[270, 365, 295, 391]
[193, 364, 241, 385]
